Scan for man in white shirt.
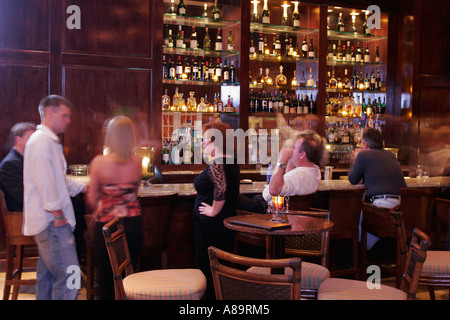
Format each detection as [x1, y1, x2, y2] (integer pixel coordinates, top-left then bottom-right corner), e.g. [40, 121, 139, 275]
[23, 95, 87, 300]
[262, 133, 321, 201]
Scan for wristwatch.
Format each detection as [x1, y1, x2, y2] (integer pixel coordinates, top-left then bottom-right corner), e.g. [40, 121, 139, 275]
[277, 162, 287, 170]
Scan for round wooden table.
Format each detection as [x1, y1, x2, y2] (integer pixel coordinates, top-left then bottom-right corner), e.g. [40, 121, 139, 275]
[224, 213, 334, 261]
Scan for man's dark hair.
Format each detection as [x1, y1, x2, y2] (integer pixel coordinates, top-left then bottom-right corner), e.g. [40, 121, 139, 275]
[362, 128, 384, 149]
[38, 95, 72, 119]
[299, 135, 319, 164]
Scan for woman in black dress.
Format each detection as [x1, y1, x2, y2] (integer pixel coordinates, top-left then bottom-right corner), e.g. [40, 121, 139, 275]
[193, 121, 240, 300]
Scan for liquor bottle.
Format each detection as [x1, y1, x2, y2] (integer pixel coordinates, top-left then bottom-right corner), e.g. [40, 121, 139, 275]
[355, 42, 362, 62]
[251, 0, 259, 22]
[326, 40, 332, 60]
[351, 70, 357, 89]
[214, 58, 222, 81]
[274, 35, 281, 57]
[288, 38, 294, 56]
[337, 12, 344, 32]
[166, 28, 174, 48]
[284, 91, 290, 114]
[364, 73, 370, 90]
[364, 44, 370, 63]
[291, 70, 298, 86]
[192, 58, 199, 80]
[363, 12, 371, 35]
[264, 68, 273, 85]
[343, 68, 351, 88]
[351, 45, 355, 62]
[162, 141, 170, 164]
[261, 0, 270, 24]
[375, 45, 380, 63]
[307, 67, 315, 87]
[190, 26, 197, 49]
[215, 28, 222, 51]
[290, 94, 296, 114]
[370, 70, 376, 91]
[208, 59, 215, 80]
[336, 40, 343, 60]
[224, 95, 234, 113]
[351, 14, 357, 33]
[302, 36, 308, 58]
[211, 0, 220, 20]
[167, 0, 176, 15]
[249, 38, 256, 56]
[275, 65, 287, 86]
[257, 67, 264, 83]
[222, 61, 229, 82]
[184, 57, 191, 79]
[264, 37, 270, 55]
[162, 89, 170, 111]
[299, 70, 307, 87]
[176, 0, 186, 16]
[329, 68, 337, 88]
[258, 33, 264, 55]
[227, 30, 234, 52]
[331, 43, 337, 60]
[284, 34, 290, 56]
[162, 56, 168, 78]
[376, 70, 381, 90]
[249, 70, 253, 84]
[308, 38, 315, 59]
[229, 61, 236, 83]
[176, 56, 183, 79]
[309, 94, 316, 114]
[292, 1, 300, 27]
[345, 41, 352, 61]
[168, 57, 175, 79]
[176, 25, 184, 48]
[202, 3, 208, 18]
[217, 94, 224, 112]
[281, 4, 289, 26]
[203, 28, 211, 50]
[249, 90, 255, 113]
[261, 90, 268, 112]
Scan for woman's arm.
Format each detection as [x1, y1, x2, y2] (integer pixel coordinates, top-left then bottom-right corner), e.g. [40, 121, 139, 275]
[86, 156, 101, 211]
[199, 200, 225, 217]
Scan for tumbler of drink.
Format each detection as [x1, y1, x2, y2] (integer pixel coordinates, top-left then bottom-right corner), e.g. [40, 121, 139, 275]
[272, 196, 284, 212]
[416, 164, 424, 178]
[324, 166, 333, 180]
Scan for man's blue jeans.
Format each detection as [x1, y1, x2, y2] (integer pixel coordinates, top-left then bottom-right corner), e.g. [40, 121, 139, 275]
[33, 223, 80, 300]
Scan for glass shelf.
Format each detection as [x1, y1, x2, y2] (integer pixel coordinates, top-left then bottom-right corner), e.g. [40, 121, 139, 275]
[250, 22, 318, 36]
[326, 88, 386, 94]
[162, 110, 239, 116]
[164, 13, 240, 28]
[163, 46, 240, 58]
[327, 30, 387, 42]
[326, 59, 386, 67]
[250, 83, 317, 90]
[163, 78, 240, 86]
[250, 54, 318, 63]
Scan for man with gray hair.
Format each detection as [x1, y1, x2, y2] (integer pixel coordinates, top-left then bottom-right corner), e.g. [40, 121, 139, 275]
[0, 122, 36, 211]
[23, 95, 86, 300]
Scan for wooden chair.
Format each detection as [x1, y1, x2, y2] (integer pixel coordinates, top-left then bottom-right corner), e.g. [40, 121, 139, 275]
[318, 228, 431, 300]
[0, 190, 37, 300]
[391, 209, 450, 300]
[138, 192, 177, 270]
[84, 214, 100, 300]
[285, 193, 314, 212]
[102, 217, 206, 300]
[208, 246, 301, 300]
[432, 198, 450, 250]
[324, 188, 367, 279]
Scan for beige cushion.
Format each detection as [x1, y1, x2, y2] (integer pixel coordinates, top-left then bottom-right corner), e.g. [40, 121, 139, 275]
[421, 251, 450, 276]
[123, 269, 206, 300]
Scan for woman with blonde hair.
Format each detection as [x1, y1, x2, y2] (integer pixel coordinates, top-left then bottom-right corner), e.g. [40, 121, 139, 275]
[86, 115, 143, 300]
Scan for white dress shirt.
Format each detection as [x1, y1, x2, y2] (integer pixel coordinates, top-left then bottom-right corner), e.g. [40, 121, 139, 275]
[262, 165, 321, 202]
[23, 125, 85, 236]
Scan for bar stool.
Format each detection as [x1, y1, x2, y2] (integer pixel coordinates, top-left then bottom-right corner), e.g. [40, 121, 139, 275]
[0, 190, 37, 300]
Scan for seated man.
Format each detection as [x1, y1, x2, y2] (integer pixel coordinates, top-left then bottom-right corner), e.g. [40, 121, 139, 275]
[262, 133, 322, 202]
[348, 128, 406, 251]
[0, 122, 36, 211]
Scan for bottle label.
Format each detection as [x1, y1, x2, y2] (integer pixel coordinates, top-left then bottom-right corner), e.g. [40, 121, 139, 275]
[227, 44, 233, 51]
[262, 16, 270, 24]
[215, 43, 222, 51]
[179, 8, 186, 15]
[293, 20, 300, 27]
[190, 40, 197, 48]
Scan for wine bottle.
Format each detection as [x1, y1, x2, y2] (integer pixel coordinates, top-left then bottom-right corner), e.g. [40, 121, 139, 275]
[212, 0, 220, 20]
[227, 30, 234, 52]
[261, 0, 270, 24]
[229, 61, 236, 83]
[176, 25, 184, 48]
[302, 36, 308, 58]
[192, 58, 198, 80]
[203, 28, 211, 50]
[364, 44, 370, 63]
[215, 58, 222, 81]
[337, 12, 344, 32]
[363, 12, 371, 35]
[292, 1, 300, 27]
[167, 0, 176, 15]
[258, 33, 264, 55]
[168, 57, 176, 79]
[355, 42, 362, 62]
[162, 56, 168, 78]
[375, 45, 380, 63]
[308, 38, 315, 59]
[167, 28, 174, 48]
[202, 3, 208, 18]
[222, 61, 229, 82]
[176, 56, 183, 79]
[190, 26, 197, 49]
[215, 28, 222, 51]
[176, 0, 186, 16]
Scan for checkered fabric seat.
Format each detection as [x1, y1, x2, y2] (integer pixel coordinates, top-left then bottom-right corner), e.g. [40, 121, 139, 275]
[123, 269, 206, 300]
[421, 251, 450, 277]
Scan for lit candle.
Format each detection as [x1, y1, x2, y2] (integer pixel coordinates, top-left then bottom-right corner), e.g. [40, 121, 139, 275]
[272, 196, 284, 211]
[142, 157, 150, 174]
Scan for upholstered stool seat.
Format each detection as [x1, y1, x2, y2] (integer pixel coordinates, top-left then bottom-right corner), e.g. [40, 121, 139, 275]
[318, 278, 407, 300]
[248, 261, 330, 295]
[123, 268, 206, 300]
[421, 251, 450, 277]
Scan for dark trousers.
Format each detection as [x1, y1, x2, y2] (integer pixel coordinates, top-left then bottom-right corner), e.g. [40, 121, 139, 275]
[93, 215, 142, 300]
[194, 219, 235, 300]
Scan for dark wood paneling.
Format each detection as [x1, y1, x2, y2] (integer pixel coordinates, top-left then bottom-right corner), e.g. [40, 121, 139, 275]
[63, 0, 151, 57]
[0, 0, 49, 51]
[0, 65, 48, 156]
[62, 66, 152, 164]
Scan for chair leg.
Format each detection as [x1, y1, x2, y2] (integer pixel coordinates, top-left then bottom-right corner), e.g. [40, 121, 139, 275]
[86, 245, 94, 300]
[353, 238, 360, 280]
[11, 245, 25, 300]
[427, 286, 436, 300]
[2, 244, 15, 300]
[360, 228, 368, 280]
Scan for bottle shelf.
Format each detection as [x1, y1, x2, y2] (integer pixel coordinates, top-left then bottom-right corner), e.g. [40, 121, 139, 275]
[250, 22, 318, 37]
[326, 88, 386, 94]
[327, 30, 387, 42]
[162, 110, 239, 116]
[164, 13, 240, 28]
[250, 54, 318, 63]
[163, 78, 239, 86]
[326, 59, 386, 67]
[163, 46, 240, 57]
[250, 83, 317, 90]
